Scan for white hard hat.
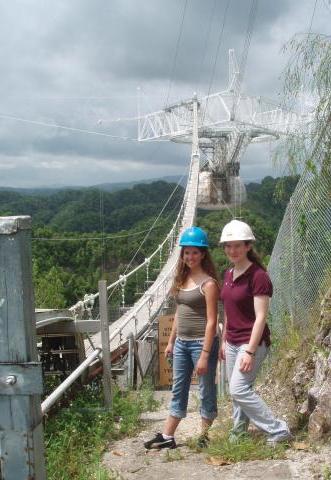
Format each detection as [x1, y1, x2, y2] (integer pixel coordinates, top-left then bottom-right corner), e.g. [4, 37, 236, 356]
[219, 219, 256, 243]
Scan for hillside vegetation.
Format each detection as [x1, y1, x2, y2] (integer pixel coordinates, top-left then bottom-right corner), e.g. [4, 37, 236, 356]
[0, 176, 298, 309]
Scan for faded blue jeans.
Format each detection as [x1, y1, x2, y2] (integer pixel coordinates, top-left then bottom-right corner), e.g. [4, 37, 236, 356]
[225, 341, 290, 437]
[169, 337, 219, 420]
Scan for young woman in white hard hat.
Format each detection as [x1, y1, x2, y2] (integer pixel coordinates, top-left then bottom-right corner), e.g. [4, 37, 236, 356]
[219, 219, 291, 444]
[144, 226, 219, 450]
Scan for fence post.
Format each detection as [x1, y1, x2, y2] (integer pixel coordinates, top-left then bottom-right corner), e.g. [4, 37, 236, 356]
[289, 198, 295, 325]
[127, 334, 134, 389]
[99, 280, 113, 408]
[0, 216, 46, 479]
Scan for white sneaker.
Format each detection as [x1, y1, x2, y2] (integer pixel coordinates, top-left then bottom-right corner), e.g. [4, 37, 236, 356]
[266, 431, 293, 446]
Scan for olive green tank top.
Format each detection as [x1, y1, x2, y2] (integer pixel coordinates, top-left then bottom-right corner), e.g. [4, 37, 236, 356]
[176, 278, 215, 340]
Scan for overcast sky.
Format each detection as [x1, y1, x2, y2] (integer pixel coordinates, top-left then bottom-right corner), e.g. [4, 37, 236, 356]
[0, 0, 330, 188]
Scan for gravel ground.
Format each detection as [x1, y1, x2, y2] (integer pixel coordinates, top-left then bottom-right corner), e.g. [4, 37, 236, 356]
[103, 389, 330, 480]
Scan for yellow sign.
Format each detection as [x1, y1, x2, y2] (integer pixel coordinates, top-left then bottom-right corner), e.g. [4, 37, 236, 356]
[158, 314, 175, 386]
[158, 314, 197, 387]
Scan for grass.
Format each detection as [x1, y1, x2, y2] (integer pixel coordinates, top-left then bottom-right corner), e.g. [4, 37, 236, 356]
[323, 464, 331, 480]
[187, 409, 289, 464]
[188, 425, 288, 464]
[163, 449, 185, 462]
[44, 378, 158, 480]
[206, 433, 289, 463]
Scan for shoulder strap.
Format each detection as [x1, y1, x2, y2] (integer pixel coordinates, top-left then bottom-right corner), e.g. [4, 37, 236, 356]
[199, 277, 217, 295]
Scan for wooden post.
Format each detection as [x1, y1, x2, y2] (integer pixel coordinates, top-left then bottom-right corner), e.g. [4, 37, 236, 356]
[98, 280, 112, 408]
[133, 338, 144, 382]
[0, 216, 46, 479]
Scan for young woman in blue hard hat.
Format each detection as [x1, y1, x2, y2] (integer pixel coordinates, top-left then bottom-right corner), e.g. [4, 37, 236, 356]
[144, 226, 220, 450]
[219, 219, 292, 445]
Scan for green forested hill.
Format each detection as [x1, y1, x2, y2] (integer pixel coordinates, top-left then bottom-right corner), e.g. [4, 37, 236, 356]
[0, 176, 298, 308]
[0, 181, 184, 232]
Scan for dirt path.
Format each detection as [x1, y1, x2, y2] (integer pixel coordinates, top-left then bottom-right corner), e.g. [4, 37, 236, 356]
[103, 390, 331, 480]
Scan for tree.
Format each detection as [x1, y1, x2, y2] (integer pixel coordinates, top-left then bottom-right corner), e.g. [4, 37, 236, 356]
[277, 34, 331, 180]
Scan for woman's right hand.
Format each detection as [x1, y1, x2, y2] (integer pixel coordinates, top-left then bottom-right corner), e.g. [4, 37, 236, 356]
[218, 341, 226, 361]
[164, 342, 174, 358]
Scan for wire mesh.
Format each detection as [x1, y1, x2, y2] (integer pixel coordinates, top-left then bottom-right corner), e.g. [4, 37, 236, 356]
[268, 168, 331, 333]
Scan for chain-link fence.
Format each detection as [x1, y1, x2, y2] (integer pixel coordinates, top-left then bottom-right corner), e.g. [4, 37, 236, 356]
[268, 168, 331, 332]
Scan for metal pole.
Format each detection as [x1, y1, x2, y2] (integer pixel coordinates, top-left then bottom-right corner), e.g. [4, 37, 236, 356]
[0, 216, 46, 479]
[127, 334, 134, 389]
[41, 348, 101, 415]
[99, 280, 113, 408]
[289, 198, 295, 325]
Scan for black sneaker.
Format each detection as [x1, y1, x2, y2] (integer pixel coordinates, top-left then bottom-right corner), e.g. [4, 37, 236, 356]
[144, 432, 176, 450]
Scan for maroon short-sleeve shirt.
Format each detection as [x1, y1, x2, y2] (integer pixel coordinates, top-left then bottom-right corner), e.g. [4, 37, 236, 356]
[220, 263, 273, 346]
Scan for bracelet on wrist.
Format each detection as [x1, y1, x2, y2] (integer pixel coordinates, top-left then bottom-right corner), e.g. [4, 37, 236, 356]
[245, 350, 255, 357]
[202, 349, 210, 354]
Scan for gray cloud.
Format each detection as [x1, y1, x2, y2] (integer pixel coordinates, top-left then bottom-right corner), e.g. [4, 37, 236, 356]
[0, 0, 329, 187]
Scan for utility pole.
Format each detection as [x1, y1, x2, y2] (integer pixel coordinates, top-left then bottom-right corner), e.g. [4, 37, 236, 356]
[0, 216, 46, 479]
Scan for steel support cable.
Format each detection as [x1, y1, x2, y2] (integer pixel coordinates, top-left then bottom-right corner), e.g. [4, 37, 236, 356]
[120, 169, 188, 276]
[308, 0, 319, 37]
[231, 0, 258, 121]
[105, 176, 187, 302]
[0, 113, 139, 141]
[202, 0, 232, 125]
[164, 0, 189, 108]
[198, 0, 218, 87]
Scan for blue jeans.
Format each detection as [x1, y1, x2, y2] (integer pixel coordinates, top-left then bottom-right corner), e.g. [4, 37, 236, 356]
[226, 342, 290, 436]
[169, 337, 219, 420]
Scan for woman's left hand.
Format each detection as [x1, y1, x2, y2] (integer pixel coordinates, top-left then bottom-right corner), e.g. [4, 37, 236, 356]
[196, 357, 208, 376]
[239, 352, 254, 372]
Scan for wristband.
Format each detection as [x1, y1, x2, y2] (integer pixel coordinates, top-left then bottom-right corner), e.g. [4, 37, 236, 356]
[245, 350, 255, 357]
[202, 349, 210, 354]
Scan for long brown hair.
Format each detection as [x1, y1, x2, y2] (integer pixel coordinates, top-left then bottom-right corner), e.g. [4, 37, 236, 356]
[245, 242, 266, 271]
[171, 247, 219, 295]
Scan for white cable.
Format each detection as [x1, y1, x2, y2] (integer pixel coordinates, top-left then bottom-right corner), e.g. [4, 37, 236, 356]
[0, 113, 138, 141]
[164, 0, 189, 108]
[121, 169, 188, 276]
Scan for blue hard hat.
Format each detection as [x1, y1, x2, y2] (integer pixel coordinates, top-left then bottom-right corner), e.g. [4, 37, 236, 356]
[179, 226, 209, 247]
